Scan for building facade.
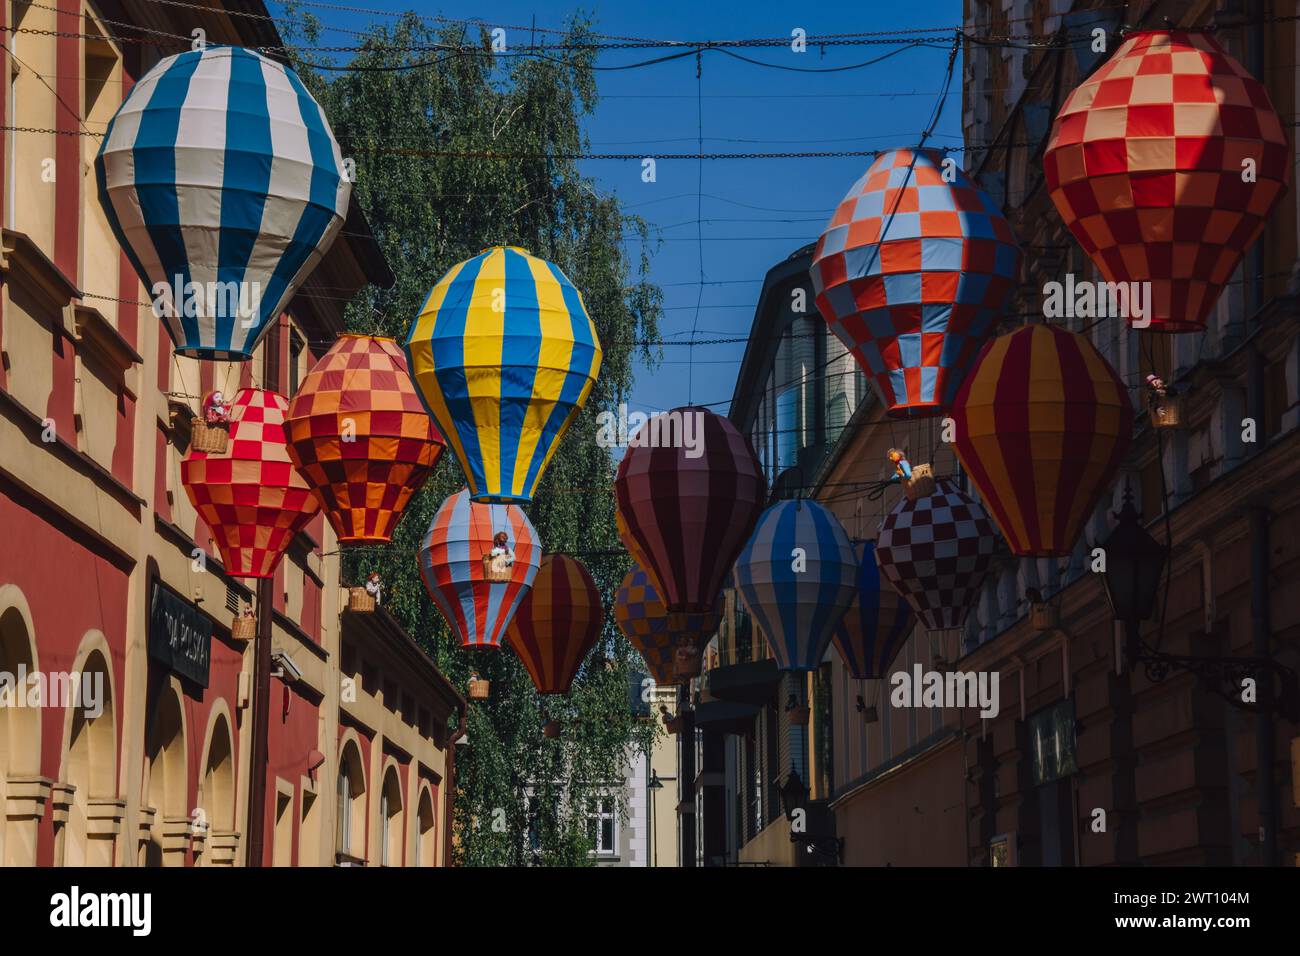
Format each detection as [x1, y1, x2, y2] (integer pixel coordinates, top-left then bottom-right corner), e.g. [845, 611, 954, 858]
[690, 0, 1300, 866]
[0, 0, 464, 867]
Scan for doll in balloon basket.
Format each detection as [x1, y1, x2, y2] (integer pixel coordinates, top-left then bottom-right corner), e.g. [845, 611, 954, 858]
[191, 390, 232, 453]
[887, 448, 934, 501]
[484, 532, 516, 582]
[364, 571, 383, 606]
[1145, 373, 1181, 428]
[672, 636, 702, 680]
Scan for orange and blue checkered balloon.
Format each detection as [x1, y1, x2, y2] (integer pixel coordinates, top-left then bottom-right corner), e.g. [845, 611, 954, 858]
[614, 563, 720, 686]
[404, 246, 602, 504]
[811, 149, 1021, 418]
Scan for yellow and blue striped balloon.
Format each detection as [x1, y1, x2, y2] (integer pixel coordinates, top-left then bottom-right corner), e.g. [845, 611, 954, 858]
[405, 246, 602, 503]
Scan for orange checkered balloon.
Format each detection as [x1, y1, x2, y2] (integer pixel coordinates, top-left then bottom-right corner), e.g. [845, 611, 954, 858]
[182, 388, 320, 579]
[285, 334, 444, 543]
[1044, 30, 1289, 333]
[507, 554, 603, 695]
[614, 563, 720, 686]
[951, 324, 1132, 557]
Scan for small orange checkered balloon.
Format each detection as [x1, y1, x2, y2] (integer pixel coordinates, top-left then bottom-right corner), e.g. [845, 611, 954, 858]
[614, 563, 720, 685]
[1043, 30, 1290, 333]
[285, 335, 444, 543]
[507, 554, 603, 695]
[182, 388, 320, 579]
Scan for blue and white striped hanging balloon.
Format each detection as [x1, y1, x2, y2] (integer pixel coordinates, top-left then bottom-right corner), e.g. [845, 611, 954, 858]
[96, 46, 350, 360]
[733, 499, 858, 672]
[832, 540, 914, 680]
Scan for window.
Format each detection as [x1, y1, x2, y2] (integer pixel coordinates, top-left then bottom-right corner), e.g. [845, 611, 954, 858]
[586, 796, 617, 857]
[813, 662, 834, 799]
[380, 769, 403, 867]
[335, 743, 366, 864]
[273, 785, 293, 867]
[262, 317, 282, 390]
[288, 329, 305, 395]
[416, 789, 436, 867]
[336, 767, 351, 853]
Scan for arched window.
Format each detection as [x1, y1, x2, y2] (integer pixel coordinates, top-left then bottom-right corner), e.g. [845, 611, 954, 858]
[143, 685, 186, 867]
[62, 645, 116, 866]
[416, 787, 436, 867]
[380, 767, 403, 866]
[336, 741, 365, 864]
[0, 596, 41, 866]
[199, 713, 235, 842]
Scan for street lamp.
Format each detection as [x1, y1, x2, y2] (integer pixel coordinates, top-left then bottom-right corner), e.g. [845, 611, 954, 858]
[1101, 485, 1297, 720]
[1099, 483, 1166, 668]
[648, 770, 664, 868]
[778, 770, 806, 818]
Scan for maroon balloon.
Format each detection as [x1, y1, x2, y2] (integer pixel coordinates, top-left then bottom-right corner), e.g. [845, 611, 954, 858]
[614, 407, 766, 614]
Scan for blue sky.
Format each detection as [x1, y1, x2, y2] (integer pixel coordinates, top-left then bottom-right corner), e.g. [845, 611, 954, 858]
[272, 0, 965, 415]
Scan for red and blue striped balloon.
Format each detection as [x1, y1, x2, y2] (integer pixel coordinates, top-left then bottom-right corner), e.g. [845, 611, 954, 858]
[732, 499, 857, 672]
[419, 489, 541, 649]
[832, 541, 914, 680]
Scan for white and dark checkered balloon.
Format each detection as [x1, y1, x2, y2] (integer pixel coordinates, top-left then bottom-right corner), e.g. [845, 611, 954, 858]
[875, 479, 997, 631]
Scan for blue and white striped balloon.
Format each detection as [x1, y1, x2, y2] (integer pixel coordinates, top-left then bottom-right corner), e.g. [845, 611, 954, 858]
[96, 46, 350, 360]
[733, 499, 858, 672]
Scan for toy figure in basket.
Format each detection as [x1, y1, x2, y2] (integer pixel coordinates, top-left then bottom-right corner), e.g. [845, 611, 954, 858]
[1145, 373, 1170, 400]
[486, 532, 515, 580]
[887, 448, 913, 484]
[203, 390, 231, 426]
[364, 571, 383, 606]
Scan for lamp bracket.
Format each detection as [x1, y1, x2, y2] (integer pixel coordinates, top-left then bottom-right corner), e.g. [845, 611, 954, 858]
[1136, 649, 1299, 721]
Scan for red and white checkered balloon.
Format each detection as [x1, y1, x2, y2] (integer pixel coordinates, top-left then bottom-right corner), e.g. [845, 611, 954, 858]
[874, 479, 996, 632]
[1044, 30, 1289, 333]
[182, 388, 320, 579]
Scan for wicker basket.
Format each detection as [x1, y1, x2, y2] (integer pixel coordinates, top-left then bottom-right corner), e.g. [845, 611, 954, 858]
[467, 675, 490, 701]
[191, 418, 229, 454]
[231, 615, 257, 642]
[482, 553, 512, 583]
[1030, 602, 1059, 632]
[904, 463, 936, 501]
[1151, 395, 1181, 429]
[542, 719, 561, 739]
[348, 587, 376, 613]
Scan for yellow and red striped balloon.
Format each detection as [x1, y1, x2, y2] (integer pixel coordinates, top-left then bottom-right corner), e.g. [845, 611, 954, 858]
[507, 553, 603, 695]
[950, 323, 1132, 556]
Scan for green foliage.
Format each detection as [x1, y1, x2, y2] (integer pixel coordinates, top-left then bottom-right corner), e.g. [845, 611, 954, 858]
[283, 8, 663, 866]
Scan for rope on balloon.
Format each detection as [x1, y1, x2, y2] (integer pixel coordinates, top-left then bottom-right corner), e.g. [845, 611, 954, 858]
[1143, 333, 1176, 656]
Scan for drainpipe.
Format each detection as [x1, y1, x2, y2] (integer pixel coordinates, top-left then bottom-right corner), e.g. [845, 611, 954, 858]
[1247, 0, 1265, 321]
[1250, 506, 1277, 865]
[1245, 0, 1277, 868]
[443, 708, 466, 868]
